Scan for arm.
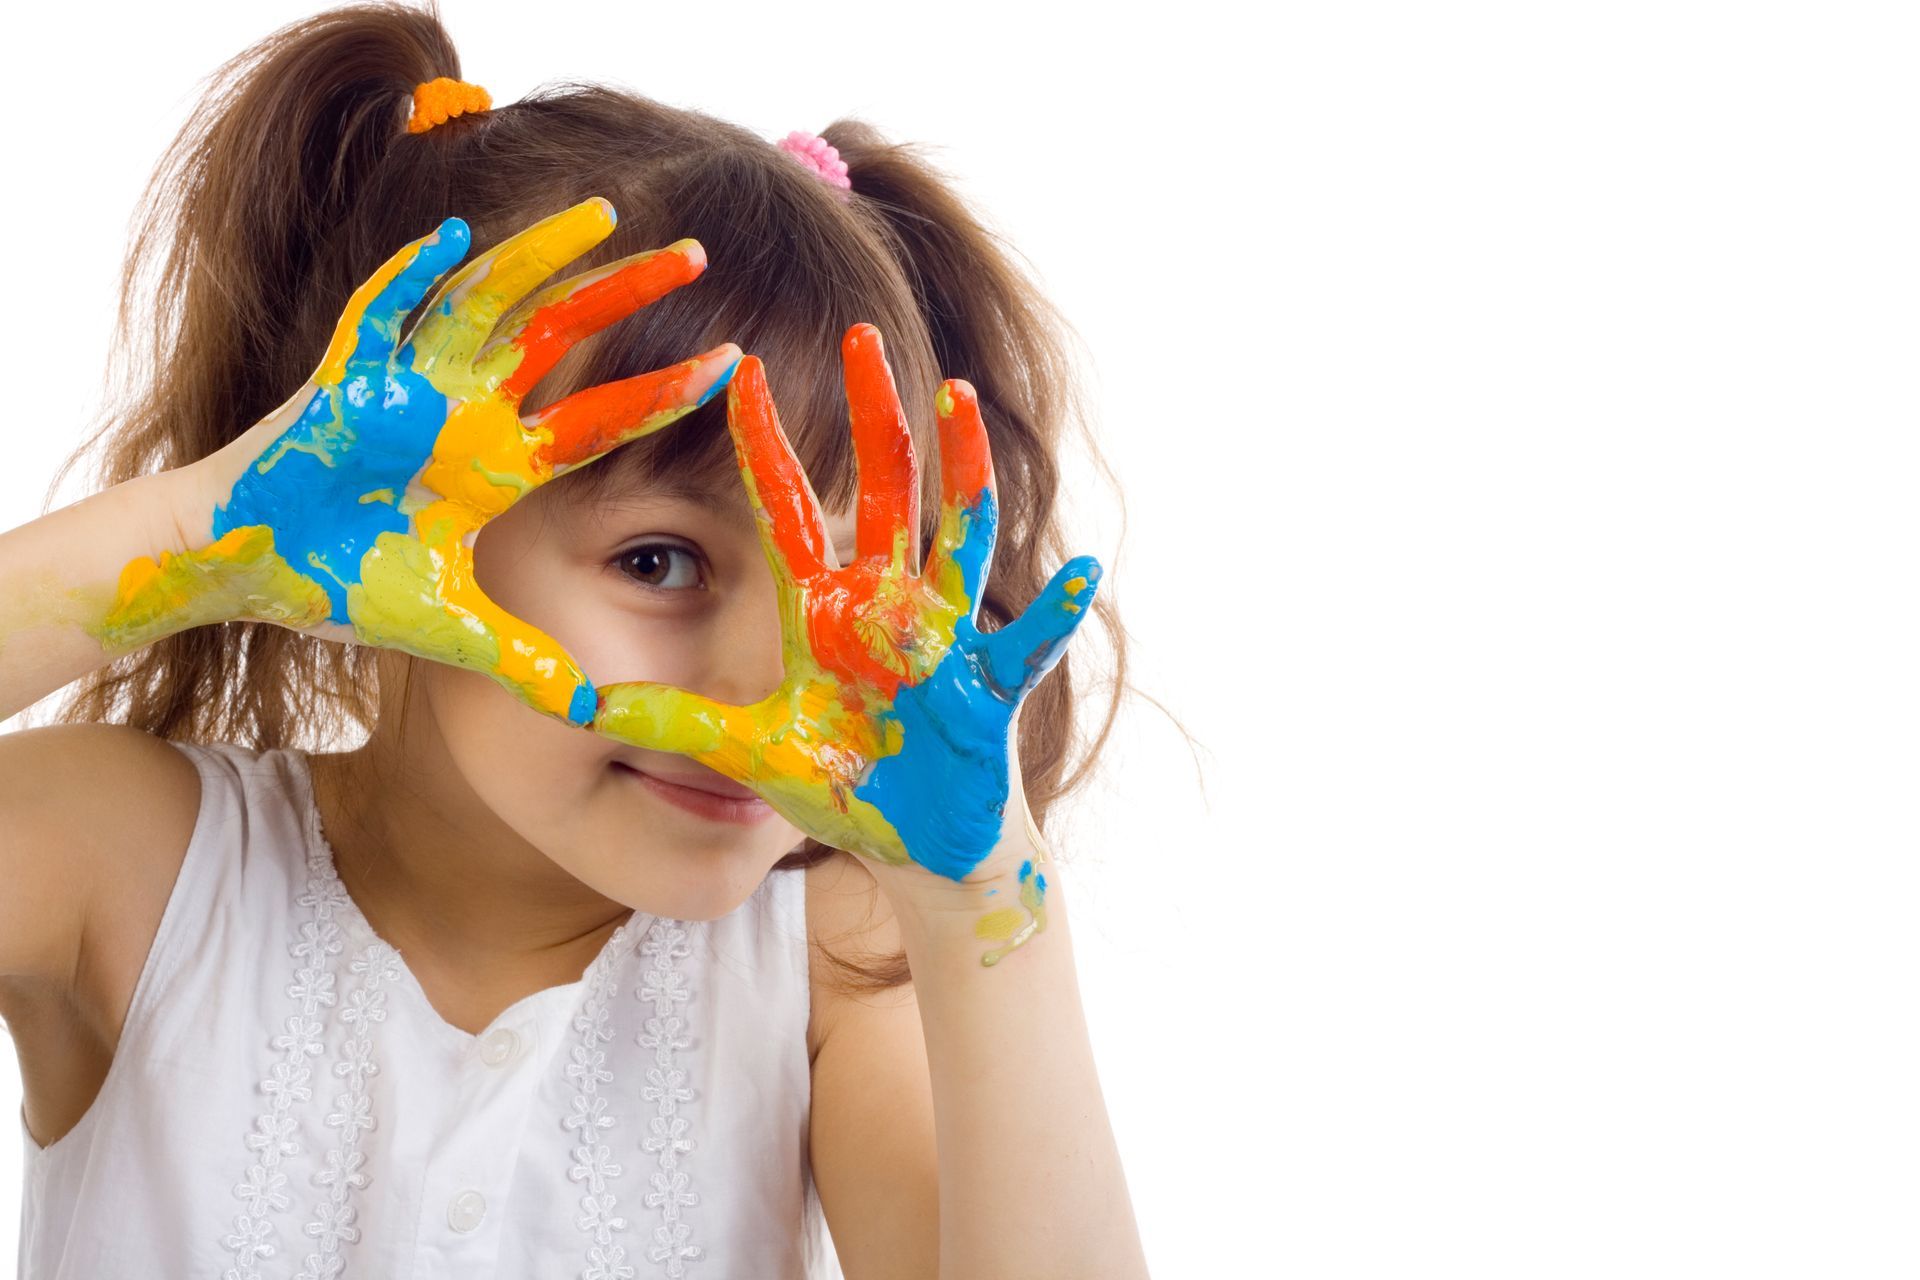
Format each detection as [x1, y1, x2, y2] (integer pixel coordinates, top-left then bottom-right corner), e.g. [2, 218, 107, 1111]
[809, 839, 1148, 1280]
[806, 852, 941, 1276]
[596, 324, 1145, 1275]
[4, 200, 736, 730]
[0, 463, 211, 723]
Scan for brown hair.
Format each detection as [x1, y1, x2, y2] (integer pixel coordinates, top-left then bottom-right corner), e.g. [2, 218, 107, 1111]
[45, 0, 1139, 992]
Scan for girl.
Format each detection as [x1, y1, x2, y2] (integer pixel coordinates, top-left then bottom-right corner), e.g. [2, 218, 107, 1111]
[0, 2, 1145, 1277]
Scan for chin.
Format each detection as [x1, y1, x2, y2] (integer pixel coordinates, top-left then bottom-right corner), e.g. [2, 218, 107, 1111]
[629, 861, 771, 924]
[564, 761, 803, 921]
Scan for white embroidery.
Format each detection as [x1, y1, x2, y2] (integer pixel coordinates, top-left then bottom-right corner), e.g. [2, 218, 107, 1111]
[636, 921, 701, 1278]
[296, 939, 402, 1279]
[566, 917, 646, 1280]
[221, 845, 353, 1280]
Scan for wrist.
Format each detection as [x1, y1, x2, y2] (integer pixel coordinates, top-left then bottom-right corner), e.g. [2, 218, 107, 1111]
[90, 459, 331, 646]
[872, 804, 1048, 903]
[165, 448, 235, 552]
[870, 814, 1059, 968]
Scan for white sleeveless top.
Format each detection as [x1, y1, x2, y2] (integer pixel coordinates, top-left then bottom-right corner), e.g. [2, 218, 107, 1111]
[15, 740, 843, 1279]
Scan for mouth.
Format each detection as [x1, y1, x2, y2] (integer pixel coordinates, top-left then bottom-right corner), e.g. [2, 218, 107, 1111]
[610, 761, 775, 825]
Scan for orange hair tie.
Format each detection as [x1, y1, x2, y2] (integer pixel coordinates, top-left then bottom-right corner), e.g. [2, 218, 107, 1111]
[407, 77, 491, 134]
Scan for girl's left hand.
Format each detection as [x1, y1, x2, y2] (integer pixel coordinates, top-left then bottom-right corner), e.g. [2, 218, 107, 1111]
[593, 324, 1100, 949]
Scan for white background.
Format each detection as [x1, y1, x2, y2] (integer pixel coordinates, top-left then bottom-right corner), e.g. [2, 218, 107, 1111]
[3, 2, 1917, 1276]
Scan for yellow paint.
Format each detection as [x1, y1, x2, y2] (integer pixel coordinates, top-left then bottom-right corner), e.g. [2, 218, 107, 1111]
[596, 666, 917, 870]
[980, 866, 1049, 967]
[93, 526, 333, 650]
[973, 908, 1024, 941]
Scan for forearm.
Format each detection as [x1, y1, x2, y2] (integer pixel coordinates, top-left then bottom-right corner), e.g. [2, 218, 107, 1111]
[0, 462, 213, 722]
[892, 845, 1150, 1280]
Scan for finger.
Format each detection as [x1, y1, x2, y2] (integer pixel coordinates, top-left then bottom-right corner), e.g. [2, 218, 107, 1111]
[979, 555, 1102, 702]
[594, 680, 760, 783]
[318, 216, 470, 382]
[479, 239, 711, 402]
[349, 524, 602, 726]
[526, 343, 742, 478]
[403, 197, 619, 376]
[922, 379, 998, 618]
[727, 356, 833, 581]
[842, 324, 920, 567]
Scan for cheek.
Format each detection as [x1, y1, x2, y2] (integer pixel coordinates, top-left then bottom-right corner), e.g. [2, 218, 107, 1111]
[471, 513, 569, 627]
[423, 661, 602, 797]
[418, 663, 816, 918]
[470, 513, 632, 678]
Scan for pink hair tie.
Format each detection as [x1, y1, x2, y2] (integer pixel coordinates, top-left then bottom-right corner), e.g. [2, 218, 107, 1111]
[778, 130, 853, 200]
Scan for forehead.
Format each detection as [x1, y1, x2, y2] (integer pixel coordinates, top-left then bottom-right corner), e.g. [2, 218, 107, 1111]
[567, 476, 858, 537]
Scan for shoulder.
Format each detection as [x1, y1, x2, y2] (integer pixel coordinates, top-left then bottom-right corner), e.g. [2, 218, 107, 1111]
[0, 724, 201, 994]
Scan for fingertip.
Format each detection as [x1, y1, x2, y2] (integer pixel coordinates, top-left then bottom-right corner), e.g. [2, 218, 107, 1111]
[429, 217, 470, 259]
[937, 379, 978, 416]
[568, 681, 599, 728]
[584, 195, 617, 228]
[696, 346, 744, 408]
[723, 353, 763, 409]
[671, 237, 707, 271]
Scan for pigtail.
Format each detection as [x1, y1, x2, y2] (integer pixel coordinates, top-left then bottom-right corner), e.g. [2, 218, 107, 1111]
[824, 122, 1135, 838]
[44, 1, 459, 747]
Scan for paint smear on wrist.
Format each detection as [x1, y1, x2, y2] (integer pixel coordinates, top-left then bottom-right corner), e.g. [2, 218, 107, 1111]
[88, 525, 333, 651]
[974, 857, 1049, 967]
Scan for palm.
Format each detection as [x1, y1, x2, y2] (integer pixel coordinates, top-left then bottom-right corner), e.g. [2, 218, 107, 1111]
[594, 324, 1100, 881]
[104, 199, 737, 726]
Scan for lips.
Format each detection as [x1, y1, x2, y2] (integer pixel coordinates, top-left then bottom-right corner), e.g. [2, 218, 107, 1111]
[610, 758, 758, 801]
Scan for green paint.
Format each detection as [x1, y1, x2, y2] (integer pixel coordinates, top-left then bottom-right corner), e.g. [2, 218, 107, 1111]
[346, 531, 502, 669]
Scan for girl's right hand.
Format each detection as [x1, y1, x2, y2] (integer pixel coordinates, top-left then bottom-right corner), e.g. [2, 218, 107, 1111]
[99, 198, 740, 727]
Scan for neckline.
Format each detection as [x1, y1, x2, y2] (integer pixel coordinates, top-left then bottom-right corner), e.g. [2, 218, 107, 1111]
[287, 746, 657, 1051]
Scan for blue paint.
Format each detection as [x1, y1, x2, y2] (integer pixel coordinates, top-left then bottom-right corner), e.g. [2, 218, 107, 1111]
[854, 630, 1010, 880]
[853, 489, 1102, 882]
[568, 682, 599, 727]
[212, 219, 469, 624]
[698, 358, 741, 407]
[979, 555, 1103, 699]
[947, 487, 998, 620]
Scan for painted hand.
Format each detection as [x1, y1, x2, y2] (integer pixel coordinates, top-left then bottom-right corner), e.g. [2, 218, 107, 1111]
[95, 198, 739, 726]
[593, 324, 1101, 960]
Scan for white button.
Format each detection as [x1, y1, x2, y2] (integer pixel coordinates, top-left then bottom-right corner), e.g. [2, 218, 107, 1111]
[448, 1188, 487, 1233]
[478, 1028, 521, 1067]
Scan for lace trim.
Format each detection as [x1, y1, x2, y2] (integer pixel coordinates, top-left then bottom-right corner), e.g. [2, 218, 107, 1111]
[637, 921, 701, 1277]
[297, 937, 402, 1279]
[566, 915, 648, 1280]
[221, 837, 357, 1279]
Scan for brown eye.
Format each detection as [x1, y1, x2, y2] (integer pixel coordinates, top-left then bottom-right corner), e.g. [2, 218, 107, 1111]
[615, 542, 704, 591]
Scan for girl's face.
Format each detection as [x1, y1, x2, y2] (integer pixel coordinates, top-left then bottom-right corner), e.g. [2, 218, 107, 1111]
[416, 468, 858, 923]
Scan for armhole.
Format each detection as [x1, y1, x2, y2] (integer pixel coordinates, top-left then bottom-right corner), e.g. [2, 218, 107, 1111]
[792, 863, 847, 1279]
[24, 738, 226, 1161]
[115, 739, 225, 1046]
[796, 863, 814, 1059]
